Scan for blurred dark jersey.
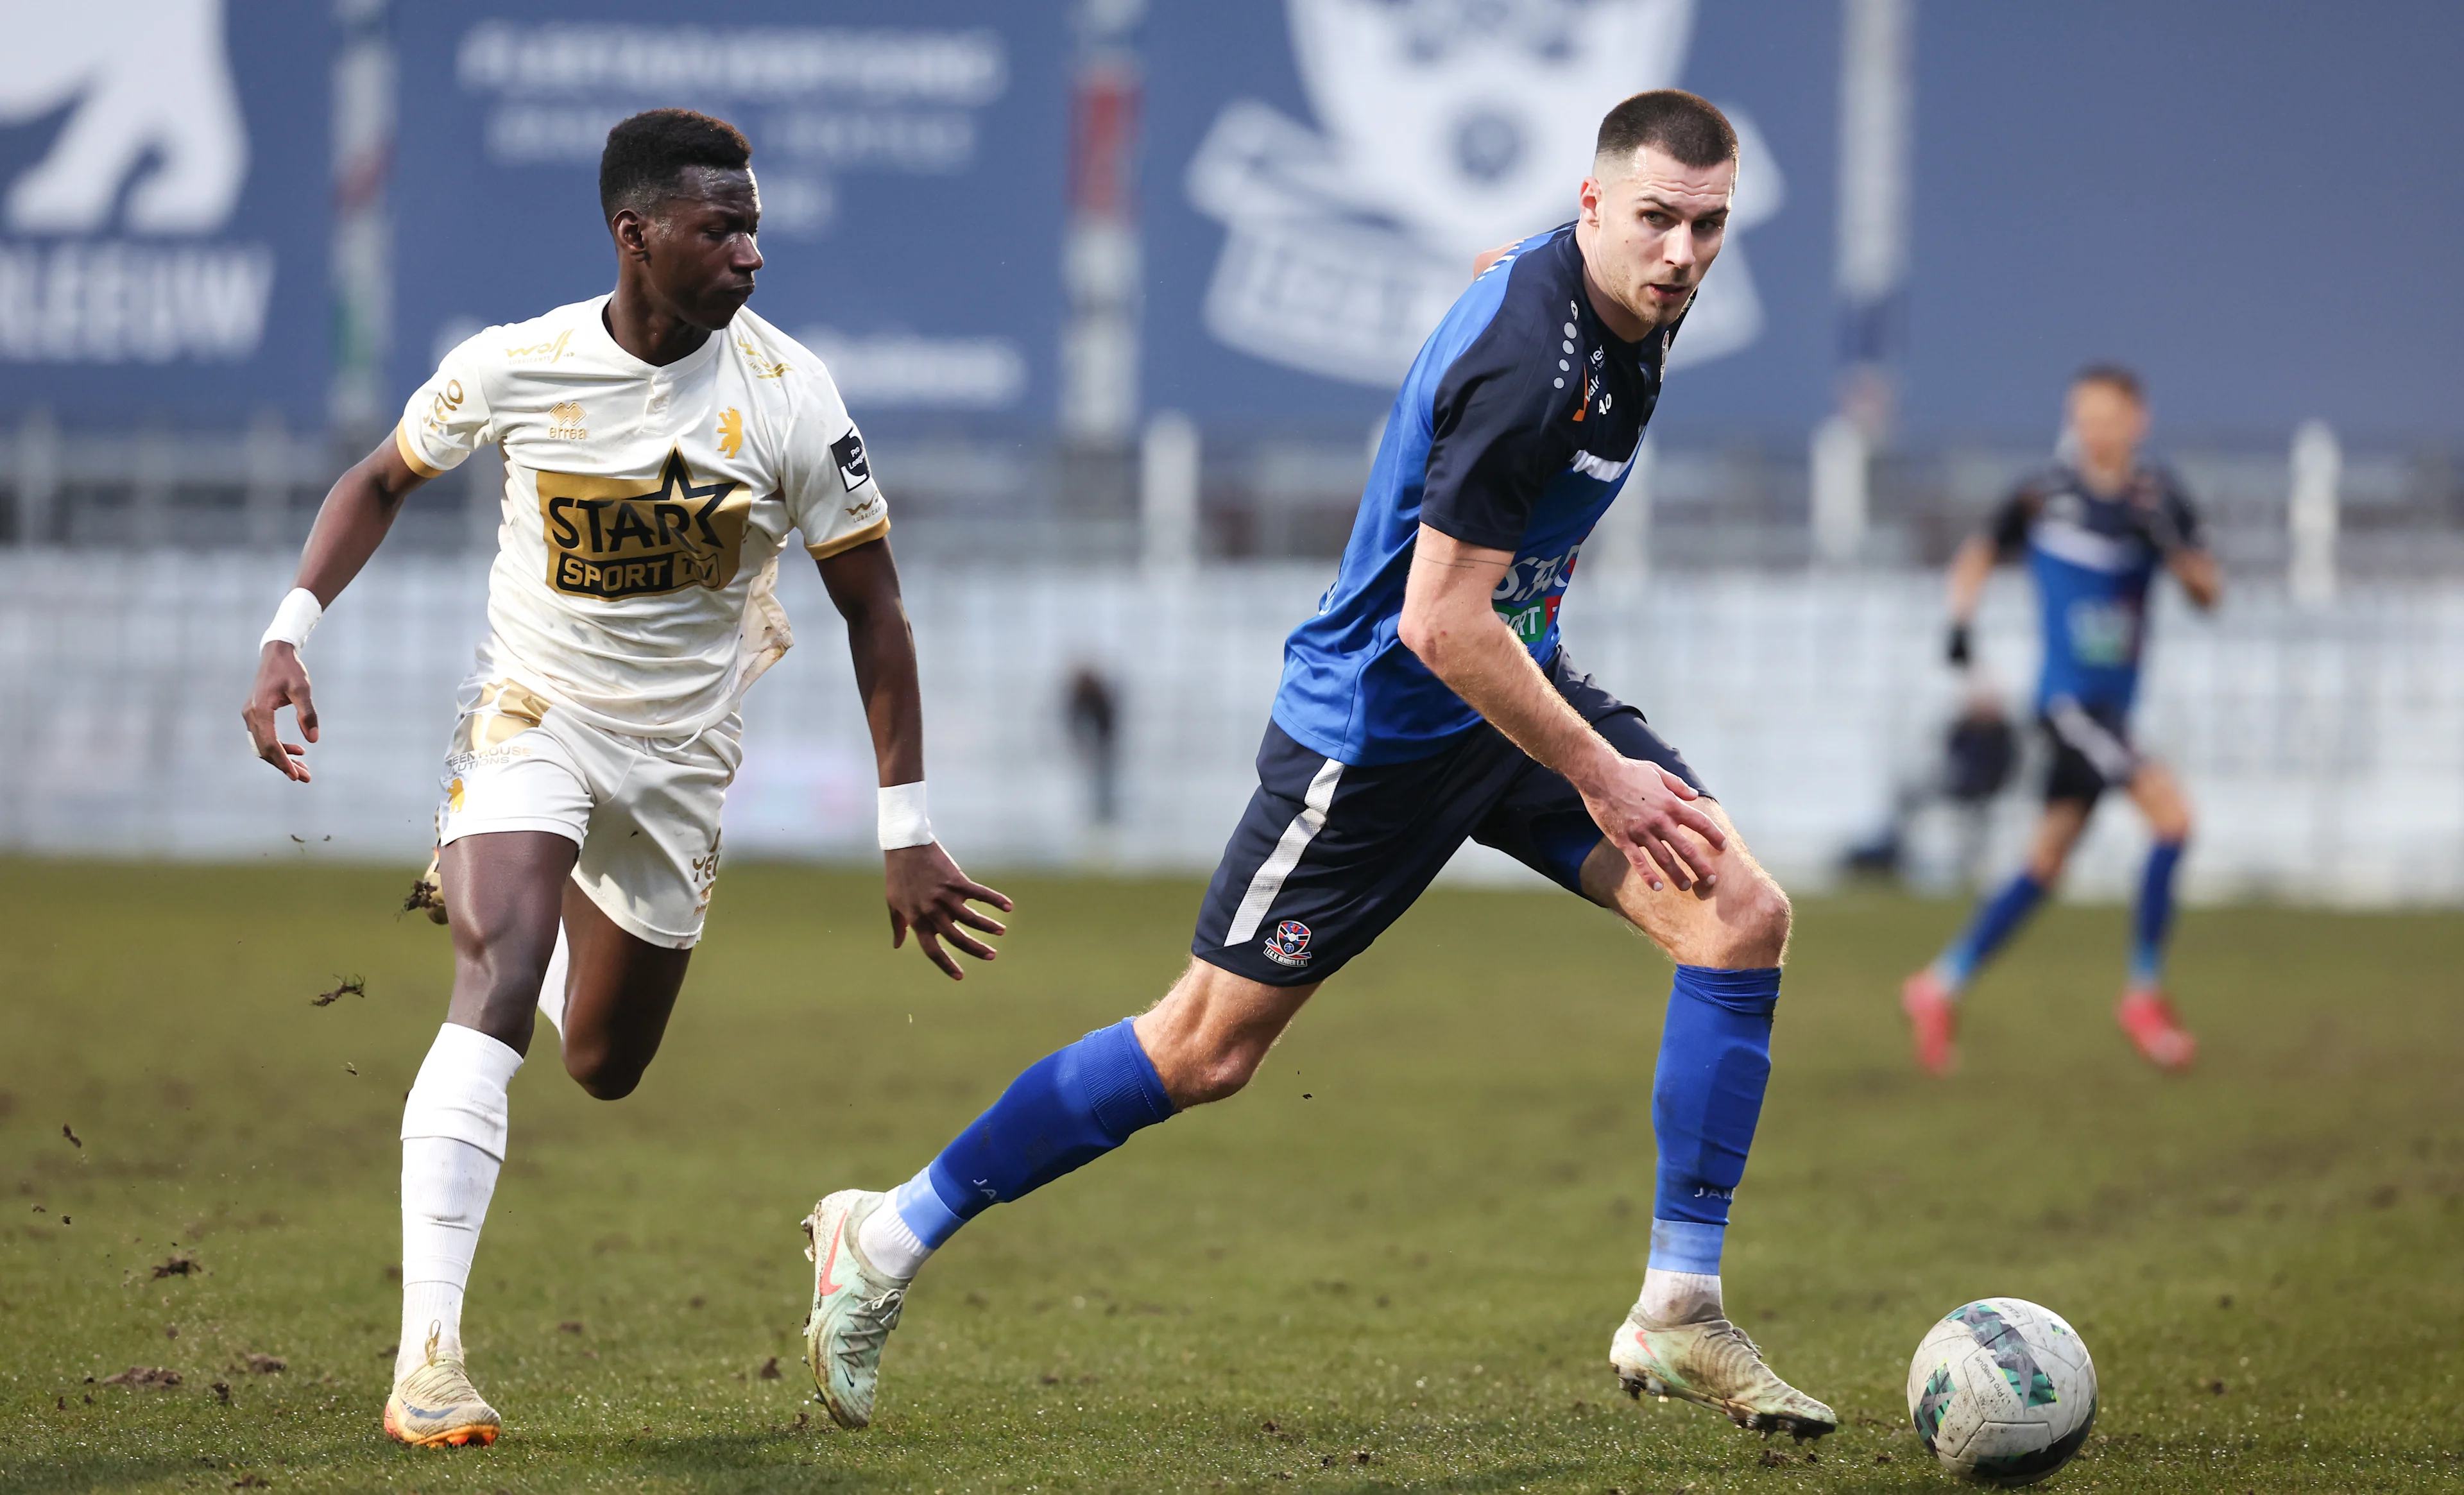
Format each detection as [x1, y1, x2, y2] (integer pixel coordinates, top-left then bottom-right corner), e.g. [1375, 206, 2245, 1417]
[1989, 465, 2203, 713]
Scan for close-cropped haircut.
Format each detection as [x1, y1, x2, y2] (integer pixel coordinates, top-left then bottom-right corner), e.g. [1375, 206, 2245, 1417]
[599, 109, 752, 221]
[2073, 363, 2145, 403]
[1595, 89, 1737, 173]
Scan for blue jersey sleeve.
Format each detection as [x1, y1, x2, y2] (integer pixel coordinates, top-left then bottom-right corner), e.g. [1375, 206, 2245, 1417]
[1988, 481, 2043, 561]
[1418, 315, 1580, 552]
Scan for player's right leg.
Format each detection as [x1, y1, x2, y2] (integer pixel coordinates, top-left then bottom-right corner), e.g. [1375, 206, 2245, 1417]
[801, 720, 1480, 1428]
[801, 958, 1312, 1426]
[389, 828, 574, 1448]
[388, 685, 597, 1448]
[1901, 799, 2085, 1073]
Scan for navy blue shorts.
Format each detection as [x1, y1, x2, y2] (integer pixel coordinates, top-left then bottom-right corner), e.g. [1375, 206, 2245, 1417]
[1191, 651, 1707, 987]
[2041, 696, 2140, 806]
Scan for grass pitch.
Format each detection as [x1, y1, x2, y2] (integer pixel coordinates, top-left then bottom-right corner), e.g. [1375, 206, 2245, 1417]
[1, 859, 2458, 1493]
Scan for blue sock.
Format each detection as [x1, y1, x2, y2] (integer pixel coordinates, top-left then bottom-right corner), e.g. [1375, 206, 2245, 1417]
[893, 1018, 1174, 1250]
[2130, 841, 2186, 988]
[1648, 966, 1781, 1277]
[1934, 871, 2048, 993]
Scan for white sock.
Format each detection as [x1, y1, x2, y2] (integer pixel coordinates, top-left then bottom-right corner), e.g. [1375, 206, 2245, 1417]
[536, 923, 570, 1036]
[1639, 1268, 1725, 1326]
[856, 1181, 936, 1280]
[397, 1023, 523, 1382]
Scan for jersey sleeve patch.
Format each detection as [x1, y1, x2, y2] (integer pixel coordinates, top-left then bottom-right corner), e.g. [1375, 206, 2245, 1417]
[830, 430, 872, 490]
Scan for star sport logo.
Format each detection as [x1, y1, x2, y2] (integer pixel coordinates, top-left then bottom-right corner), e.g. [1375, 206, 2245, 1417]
[1263, 919, 1313, 968]
[537, 448, 749, 599]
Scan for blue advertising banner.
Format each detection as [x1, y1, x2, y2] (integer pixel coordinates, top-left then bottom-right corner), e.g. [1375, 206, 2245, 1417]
[1142, 0, 1828, 438]
[0, 0, 332, 425]
[393, 1, 1066, 436]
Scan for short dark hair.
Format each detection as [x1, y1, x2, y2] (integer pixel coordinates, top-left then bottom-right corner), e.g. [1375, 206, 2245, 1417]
[599, 109, 752, 220]
[2073, 363, 2145, 403]
[1595, 90, 1737, 172]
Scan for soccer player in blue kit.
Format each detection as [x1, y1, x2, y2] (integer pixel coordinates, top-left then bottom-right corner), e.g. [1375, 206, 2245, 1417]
[1901, 366, 2221, 1075]
[797, 91, 1835, 1441]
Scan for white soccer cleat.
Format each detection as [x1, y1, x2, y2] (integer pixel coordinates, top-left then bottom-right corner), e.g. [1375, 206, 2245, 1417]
[1611, 1308, 1837, 1441]
[382, 1325, 501, 1448]
[800, 1189, 911, 1430]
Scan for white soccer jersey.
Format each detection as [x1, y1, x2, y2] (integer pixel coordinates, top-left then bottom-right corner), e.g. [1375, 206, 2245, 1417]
[395, 296, 888, 737]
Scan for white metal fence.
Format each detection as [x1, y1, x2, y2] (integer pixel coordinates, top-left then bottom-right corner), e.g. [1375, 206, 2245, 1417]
[4, 550, 2460, 907]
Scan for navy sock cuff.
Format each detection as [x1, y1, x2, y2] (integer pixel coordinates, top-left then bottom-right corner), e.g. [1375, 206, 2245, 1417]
[1671, 965, 1782, 1016]
[1077, 1018, 1176, 1136]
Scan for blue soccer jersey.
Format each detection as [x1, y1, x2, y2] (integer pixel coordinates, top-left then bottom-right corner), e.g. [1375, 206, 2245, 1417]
[1271, 225, 1671, 765]
[1989, 465, 2204, 714]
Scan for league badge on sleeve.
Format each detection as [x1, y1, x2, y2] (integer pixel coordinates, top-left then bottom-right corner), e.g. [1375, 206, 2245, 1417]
[1263, 919, 1313, 968]
[830, 431, 872, 490]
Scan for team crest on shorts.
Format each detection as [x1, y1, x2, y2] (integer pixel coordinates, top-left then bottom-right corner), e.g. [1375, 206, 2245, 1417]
[1263, 919, 1313, 968]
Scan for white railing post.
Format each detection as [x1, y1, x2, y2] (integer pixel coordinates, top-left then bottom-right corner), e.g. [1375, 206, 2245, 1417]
[1810, 414, 1869, 566]
[245, 409, 289, 550]
[1140, 409, 1199, 574]
[2288, 418, 2340, 608]
[14, 409, 58, 548]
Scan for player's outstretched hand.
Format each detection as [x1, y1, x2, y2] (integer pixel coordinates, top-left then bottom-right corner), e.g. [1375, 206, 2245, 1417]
[241, 642, 318, 783]
[1586, 758, 1725, 894]
[885, 842, 1013, 980]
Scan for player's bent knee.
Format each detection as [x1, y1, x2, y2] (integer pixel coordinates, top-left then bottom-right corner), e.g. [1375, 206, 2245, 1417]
[563, 1045, 646, 1102]
[1715, 873, 1791, 968]
[1164, 1046, 1263, 1109]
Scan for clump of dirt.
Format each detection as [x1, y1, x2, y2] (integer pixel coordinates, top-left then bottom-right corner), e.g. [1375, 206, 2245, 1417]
[309, 977, 366, 1007]
[100, 1366, 181, 1390]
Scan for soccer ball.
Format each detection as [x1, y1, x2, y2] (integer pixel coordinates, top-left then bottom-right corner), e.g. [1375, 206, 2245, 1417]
[1905, 1297, 2098, 1485]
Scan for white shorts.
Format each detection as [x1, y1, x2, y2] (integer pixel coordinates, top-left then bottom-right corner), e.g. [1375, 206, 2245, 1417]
[436, 678, 742, 948]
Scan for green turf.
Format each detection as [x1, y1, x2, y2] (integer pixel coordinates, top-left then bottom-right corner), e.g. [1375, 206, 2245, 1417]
[1, 859, 2458, 1492]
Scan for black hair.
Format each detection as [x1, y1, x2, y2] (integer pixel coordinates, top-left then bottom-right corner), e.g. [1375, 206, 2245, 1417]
[2073, 363, 2145, 403]
[1595, 90, 1737, 172]
[599, 109, 752, 221]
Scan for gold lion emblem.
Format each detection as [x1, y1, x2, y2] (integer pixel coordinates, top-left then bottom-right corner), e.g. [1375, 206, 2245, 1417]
[548, 400, 587, 440]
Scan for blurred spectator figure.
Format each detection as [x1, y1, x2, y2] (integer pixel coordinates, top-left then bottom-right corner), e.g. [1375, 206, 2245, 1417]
[1064, 665, 1120, 829]
[1842, 681, 2017, 884]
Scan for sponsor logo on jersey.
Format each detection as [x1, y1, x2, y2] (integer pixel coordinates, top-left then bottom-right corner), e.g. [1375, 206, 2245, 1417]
[536, 449, 749, 601]
[504, 329, 572, 363]
[716, 407, 744, 457]
[733, 334, 790, 380]
[547, 400, 587, 440]
[1263, 919, 1313, 967]
[830, 430, 871, 490]
[1491, 541, 1581, 644]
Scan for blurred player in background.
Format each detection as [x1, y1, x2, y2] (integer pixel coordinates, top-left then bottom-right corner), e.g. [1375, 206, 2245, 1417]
[1901, 366, 2221, 1075]
[239, 110, 1008, 1448]
[798, 90, 1836, 1444]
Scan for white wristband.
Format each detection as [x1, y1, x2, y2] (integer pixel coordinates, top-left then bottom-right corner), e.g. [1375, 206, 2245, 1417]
[260, 588, 323, 652]
[877, 781, 934, 851]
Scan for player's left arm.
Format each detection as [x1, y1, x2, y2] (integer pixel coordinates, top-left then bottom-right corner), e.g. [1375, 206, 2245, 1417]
[2139, 477, 2221, 611]
[814, 537, 1013, 980]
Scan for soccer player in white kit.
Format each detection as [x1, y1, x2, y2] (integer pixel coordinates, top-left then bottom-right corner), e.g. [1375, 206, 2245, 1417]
[239, 110, 1011, 1448]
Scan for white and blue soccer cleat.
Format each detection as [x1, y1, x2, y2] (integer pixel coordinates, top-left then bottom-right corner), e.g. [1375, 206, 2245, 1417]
[1611, 1306, 1837, 1441]
[800, 1189, 911, 1430]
